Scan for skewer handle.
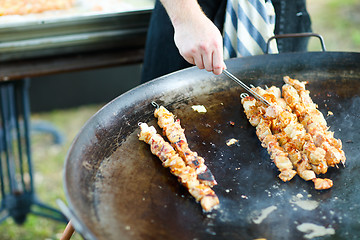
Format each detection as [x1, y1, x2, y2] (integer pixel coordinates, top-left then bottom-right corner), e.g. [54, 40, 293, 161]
[60, 221, 75, 240]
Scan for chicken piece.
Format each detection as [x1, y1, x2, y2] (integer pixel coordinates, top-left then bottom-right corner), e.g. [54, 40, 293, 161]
[189, 184, 220, 212]
[241, 96, 262, 127]
[280, 142, 316, 181]
[313, 178, 333, 190]
[302, 134, 327, 174]
[322, 142, 346, 167]
[265, 86, 291, 110]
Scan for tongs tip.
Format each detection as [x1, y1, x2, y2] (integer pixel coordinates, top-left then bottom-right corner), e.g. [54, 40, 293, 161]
[223, 69, 271, 106]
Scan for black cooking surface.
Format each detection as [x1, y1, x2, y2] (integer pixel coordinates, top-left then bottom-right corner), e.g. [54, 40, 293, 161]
[64, 52, 360, 240]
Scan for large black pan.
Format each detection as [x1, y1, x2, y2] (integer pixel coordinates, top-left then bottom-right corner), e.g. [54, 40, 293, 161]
[63, 52, 360, 240]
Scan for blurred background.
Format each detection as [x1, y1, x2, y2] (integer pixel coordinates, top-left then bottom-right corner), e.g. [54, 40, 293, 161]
[0, 0, 359, 239]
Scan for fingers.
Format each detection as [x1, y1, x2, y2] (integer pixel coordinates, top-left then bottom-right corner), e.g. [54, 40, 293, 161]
[180, 43, 225, 75]
[183, 55, 195, 65]
[193, 54, 205, 70]
[182, 51, 204, 69]
[196, 40, 226, 75]
[211, 48, 226, 75]
[201, 46, 213, 72]
[187, 48, 225, 75]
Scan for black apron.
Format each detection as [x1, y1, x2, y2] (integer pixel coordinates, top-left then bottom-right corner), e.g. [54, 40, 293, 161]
[141, 0, 311, 83]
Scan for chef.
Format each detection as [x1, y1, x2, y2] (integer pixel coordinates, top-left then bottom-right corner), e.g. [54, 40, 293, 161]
[141, 0, 311, 83]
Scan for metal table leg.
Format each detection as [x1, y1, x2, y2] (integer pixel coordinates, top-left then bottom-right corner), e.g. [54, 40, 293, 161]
[0, 78, 67, 224]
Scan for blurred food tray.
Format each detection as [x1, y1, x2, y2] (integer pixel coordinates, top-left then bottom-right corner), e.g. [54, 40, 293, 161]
[0, 1, 154, 62]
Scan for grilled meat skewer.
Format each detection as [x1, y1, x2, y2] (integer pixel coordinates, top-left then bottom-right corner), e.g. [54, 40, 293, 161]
[138, 123, 219, 212]
[282, 76, 346, 167]
[241, 85, 333, 190]
[241, 96, 297, 182]
[154, 106, 217, 187]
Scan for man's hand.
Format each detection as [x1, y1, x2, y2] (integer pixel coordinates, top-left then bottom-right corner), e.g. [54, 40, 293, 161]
[160, 0, 226, 75]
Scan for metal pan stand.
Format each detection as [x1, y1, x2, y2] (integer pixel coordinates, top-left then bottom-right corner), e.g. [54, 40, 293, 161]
[0, 79, 67, 224]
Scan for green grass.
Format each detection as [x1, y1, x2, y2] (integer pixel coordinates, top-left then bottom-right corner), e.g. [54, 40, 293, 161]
[0, 104, 102, 240]
[307, 0, 360, 52]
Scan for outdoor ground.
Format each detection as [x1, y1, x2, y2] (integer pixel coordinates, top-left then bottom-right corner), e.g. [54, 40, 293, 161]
[0, 0, 359, 239]
[307, 0, 360, 52]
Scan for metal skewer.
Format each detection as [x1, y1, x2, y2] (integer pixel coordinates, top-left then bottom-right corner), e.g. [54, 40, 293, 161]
[223, 69, 271, 106]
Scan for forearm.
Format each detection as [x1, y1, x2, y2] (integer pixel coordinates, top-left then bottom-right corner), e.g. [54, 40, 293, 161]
[159, 0, 204, 28]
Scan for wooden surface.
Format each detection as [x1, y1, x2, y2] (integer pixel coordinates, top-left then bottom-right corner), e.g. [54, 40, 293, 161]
[0, 47, 145, 82]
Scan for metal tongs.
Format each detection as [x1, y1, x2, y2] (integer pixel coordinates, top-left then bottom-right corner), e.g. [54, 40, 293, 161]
[223, 69, 271, 106]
